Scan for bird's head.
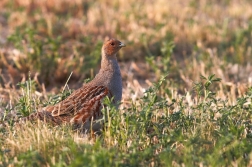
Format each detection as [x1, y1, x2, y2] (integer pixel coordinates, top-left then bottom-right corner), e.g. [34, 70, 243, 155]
[102, 38, 126, 58]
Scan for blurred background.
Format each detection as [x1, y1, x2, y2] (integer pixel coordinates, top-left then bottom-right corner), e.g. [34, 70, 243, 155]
[0, 0, 252, 103]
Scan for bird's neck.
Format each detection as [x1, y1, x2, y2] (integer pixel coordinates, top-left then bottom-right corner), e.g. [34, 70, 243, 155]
[100, 54, 119, 72]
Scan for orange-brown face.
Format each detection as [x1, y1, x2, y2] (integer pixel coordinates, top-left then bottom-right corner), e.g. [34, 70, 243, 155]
[102, 38, 126, 57]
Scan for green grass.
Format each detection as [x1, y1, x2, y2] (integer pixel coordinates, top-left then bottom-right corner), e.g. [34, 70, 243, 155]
[1, 75, 251, 166]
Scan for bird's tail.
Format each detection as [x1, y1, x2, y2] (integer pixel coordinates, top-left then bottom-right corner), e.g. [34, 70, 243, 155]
[20, 110, 62, 126]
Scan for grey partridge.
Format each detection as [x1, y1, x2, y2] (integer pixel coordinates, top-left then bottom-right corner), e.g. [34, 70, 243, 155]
[23, 38, 125, 131]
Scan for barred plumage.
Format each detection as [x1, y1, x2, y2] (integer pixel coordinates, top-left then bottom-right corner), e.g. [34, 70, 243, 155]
[22, 38, 125, 132]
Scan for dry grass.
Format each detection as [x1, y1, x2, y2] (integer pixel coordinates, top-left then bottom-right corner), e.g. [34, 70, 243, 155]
[0, 0, 251, 102]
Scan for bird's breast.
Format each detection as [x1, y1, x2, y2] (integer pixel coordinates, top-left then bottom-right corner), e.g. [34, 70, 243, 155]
[109, 72, 122, 103]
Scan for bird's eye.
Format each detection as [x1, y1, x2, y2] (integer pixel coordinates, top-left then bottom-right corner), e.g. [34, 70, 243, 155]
[110, 42, 115, 46]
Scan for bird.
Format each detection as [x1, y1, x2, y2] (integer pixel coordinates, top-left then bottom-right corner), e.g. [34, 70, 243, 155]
[22, 38, 126, 132]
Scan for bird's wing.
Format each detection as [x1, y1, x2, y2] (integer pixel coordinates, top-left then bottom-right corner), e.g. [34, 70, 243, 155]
[44, 86, 109, 122]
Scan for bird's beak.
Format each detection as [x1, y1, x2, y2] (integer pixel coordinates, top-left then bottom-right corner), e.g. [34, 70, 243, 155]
[119, 42, 126, 47]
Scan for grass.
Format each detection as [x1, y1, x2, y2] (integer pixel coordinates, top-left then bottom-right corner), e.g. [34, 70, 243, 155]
[0, 0, 252, 166]
[1, 76, 251, 166]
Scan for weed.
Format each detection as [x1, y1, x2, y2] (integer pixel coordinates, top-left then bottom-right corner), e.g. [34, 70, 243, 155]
[15, 73, 40, 117]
